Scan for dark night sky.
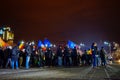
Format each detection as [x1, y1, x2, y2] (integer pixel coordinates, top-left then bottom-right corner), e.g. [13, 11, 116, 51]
[0, 0, 120, 45]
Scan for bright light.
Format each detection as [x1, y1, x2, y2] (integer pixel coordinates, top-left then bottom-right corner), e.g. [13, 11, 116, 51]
[80, 43, 85, 47]
[31, 41, 35, 45]
[8, 46, 12, 49]
[118, 59, 120, 63]
[53, 44, 56, 47]
[44, 38, 51, 48]
[68, 40, 76, 49]
[38, 40, 44, 48]
[50, 44, 53, 47]
[45, 44, 48, 47]
[41, 44, 44, 48]
[0, 30, 3, 34]
[21, 41, 24, 44]
[104, 41, 109, 45]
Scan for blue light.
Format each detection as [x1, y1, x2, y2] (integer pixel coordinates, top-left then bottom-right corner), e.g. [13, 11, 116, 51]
[44, 38, 51, 48]
[0, 30, 3, 34]
[38, 40, 44, 48]
[67, 40, 76, 49]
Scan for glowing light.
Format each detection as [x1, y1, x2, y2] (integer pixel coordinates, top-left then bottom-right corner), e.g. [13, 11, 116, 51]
[118, 59, 120, 63]
[80, 43, 85, 47]
[0, 37, 8, 47]
[42, 47, 47, 51]
[44, 38, 51, 48]
[6, 31, 9, 40]
[87, 49, 92, 55]
[31, 41, 35, 45]
[3, 27, 10, 31]
[8, 46, 12, 49]
[78, 46, 81, 49]
[41, 44, 44, 48]
[53, 44, 56, 47]
[21, 41, 24, 44]
[0, 27, 14, 41]
[45, 44, 48, 47]
[67, 40, 76, 49]
[38, 40, 44, 48]
[18, 40, 25, 50]
[104, 41, 109, 45]
[50, 44, 53, 47]
[0, 30, 3, 34]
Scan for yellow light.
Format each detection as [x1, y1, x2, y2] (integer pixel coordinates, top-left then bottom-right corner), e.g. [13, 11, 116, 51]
[7, 31, 9, 40]
[118, 59, 120, 63]
[3, 32, 5, 39]
[0, 42, 2, 47]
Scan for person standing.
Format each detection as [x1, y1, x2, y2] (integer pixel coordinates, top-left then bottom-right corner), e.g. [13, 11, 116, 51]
[72, 47, 78, 66]
[56, 45, 63, 67]
[91, 42, 98, 68]
[63, 46, 70, 67]
[19, 50, 24, 68]
[45, 48, 53, 67]
[25, 42, 33, 69]
[0, 47, 4, 68]
[11, 46, 19, 69]
[38, 48, 45, 67]
[5, 46, 12, 68]
[100, 47, 106, 66]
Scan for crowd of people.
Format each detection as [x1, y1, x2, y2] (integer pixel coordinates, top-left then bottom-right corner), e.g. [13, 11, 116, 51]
[0, 42, 111, 69]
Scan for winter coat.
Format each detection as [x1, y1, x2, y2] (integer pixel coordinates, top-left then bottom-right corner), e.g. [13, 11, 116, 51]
[91, 46, 98, 57]
[11, 46, 19, 61]
[57, 48, 63, 57]
[25, 45, 32, 56]
[45, 50, 53, 59]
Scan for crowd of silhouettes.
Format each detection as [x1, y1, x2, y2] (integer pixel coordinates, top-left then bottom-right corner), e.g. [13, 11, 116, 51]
[0, 42, 114, 69]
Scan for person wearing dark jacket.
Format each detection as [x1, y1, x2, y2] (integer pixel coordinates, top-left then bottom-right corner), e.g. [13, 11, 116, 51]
[38, 48, 45, 67]
[63, 46, 71, 66]
[5, 46, 12, 68]
[0, 47, 4, 68]
[11, 46, 19, 69]
[100, 47, 106, 66]
[45, 48, 53, 67]
[57, 46, 63, 66]
[91, 42, 98, 68]
[25, 42, 32, 69]
[72, 47, 78, 66]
